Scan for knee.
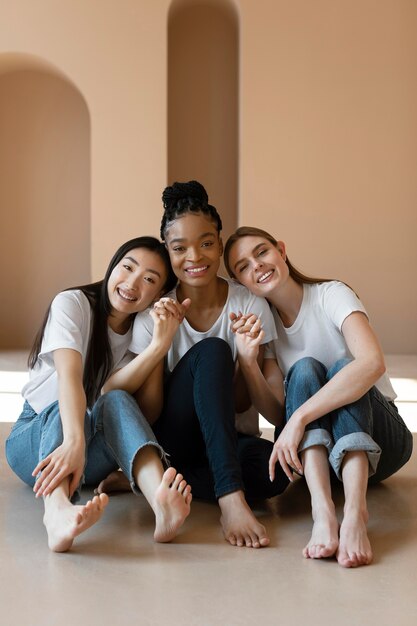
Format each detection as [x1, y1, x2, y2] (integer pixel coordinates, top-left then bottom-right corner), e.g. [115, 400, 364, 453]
[97, 389, 137, 413]
[287, 357, 326, 386]
[190, 337, 233, 366]
[326, 358, 352, 380]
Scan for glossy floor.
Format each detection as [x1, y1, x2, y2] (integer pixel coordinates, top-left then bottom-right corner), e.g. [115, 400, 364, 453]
[0, 354, 416, 626]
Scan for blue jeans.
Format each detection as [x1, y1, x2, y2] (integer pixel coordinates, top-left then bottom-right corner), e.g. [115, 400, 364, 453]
[283, 357, 413, 482]
[5, 389, 166, 501]
[154, 337, 289, 500]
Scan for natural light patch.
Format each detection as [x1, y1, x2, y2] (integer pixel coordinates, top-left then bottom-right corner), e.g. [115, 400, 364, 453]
[0, 371, 29, 393]
[0, 393, 23, 422]
[390, 377, 417, 402]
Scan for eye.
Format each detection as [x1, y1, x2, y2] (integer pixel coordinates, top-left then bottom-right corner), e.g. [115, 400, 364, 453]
[257, 247, 267, 257]
[172, 246, 186, 253]
[144, 276, 156, 284]
[237, 263, 248, 273]
[201, 241, 213, 248]
[123, 263, 132, 271]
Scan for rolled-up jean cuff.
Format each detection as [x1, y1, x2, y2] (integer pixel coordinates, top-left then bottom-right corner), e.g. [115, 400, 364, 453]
[298, 428, 333, 455]
[129, 442, 170, 496]
[329, 433, 381, 481]
[216, 481, 245, 500]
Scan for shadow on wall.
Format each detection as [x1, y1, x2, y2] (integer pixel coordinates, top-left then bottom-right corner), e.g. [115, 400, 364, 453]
[0, 53, 91, 350]
[168, 0, 238, 243]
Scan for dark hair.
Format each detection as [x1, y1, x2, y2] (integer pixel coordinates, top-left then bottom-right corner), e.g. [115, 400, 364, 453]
[160, 180, 222, 240]
[28, 236, 177, 407]
[224, 226, 335, 286]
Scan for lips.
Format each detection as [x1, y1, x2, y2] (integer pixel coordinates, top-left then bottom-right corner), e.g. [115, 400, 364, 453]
[117, 288, 137, 302]
[185, 265, 208, 276]
[257, 270, 274, 283]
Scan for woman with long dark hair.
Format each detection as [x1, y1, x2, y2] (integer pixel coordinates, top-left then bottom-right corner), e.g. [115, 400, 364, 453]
[6, 236, 192, 552]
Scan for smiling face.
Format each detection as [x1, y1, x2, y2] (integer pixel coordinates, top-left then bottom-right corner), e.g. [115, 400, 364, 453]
[164, 212, 222, 286]
[227, 235, 289, 298]
[107, 247, 167, 321]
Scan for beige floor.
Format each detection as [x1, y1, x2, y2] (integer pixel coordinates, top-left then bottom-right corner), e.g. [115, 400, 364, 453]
[0, 354, 416, 626]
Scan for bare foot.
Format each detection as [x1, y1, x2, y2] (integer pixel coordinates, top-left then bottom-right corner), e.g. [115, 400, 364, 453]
[153, 467, 192, 543]
[337, 510, 372, 568]
[95, 470, 131, 495]
[219, 490, 269, 548]
[44, 494, 109, 552]
[303, 505, 339, 559]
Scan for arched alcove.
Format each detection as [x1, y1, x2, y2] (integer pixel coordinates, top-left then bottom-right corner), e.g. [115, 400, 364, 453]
[0, 56, 90, 349]
[168, 0, 238, 241]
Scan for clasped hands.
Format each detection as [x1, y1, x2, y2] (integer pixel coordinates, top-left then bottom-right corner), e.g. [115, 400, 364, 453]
[230, 310, 305, 482]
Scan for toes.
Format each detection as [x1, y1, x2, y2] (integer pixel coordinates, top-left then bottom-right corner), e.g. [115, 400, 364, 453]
[178, 479, 188, 494]
[162, 467, 177, 486]
[172, 473, 184, 489]
[227, 534, 237, 546]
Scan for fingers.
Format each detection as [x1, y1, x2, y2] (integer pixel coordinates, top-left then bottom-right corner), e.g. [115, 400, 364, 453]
[268, 449, 277, 482]
[154, 297, 189, 321]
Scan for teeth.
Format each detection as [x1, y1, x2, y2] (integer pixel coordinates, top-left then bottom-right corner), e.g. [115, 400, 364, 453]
[186, 266, 208, 274]
[118, 289, 137, 301]
[258, 270, 273, 283]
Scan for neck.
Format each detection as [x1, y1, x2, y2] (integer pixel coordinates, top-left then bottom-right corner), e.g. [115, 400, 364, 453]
[177, 276, 228, 310]
[267, 278, 304, 327]
[107, 312, 132, 335]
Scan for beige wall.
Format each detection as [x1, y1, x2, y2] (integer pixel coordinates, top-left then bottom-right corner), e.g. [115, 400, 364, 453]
[0, 0, 415, 352]
[239, 0, 417, 353]
[0, 69, 90, 348]
[168, 0, 238, 242]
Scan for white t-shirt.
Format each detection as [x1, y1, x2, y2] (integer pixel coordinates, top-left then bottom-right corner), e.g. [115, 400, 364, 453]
[22, 290, 134, 413]
[266, 281, 396, 400]
[130, 279, 277, 436]
[131, 278, 277, 370]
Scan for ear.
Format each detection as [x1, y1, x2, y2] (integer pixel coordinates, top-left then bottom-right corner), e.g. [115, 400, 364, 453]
[277, 241, 287, 261]
[219, 237, 224, 257]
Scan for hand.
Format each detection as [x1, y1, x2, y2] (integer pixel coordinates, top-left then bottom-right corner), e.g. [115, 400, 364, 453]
[153, 297, 191, 322]
[150, 306, 180, 350]
[230, 312, 264, 363]
[32, 439, 85, 498]
[269, 417, 305, 482]
[234, 322, 264, 363]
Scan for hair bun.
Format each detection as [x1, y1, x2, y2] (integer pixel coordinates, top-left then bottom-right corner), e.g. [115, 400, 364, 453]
[162, 180, 208, 211]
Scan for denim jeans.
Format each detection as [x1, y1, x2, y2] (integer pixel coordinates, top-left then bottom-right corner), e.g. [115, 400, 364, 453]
[5, 389, 166, 501]
[154, 337, 289, 500]
[283, 357, 413, 482]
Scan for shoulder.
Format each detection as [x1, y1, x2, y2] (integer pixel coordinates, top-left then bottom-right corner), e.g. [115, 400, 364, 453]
[310, 281, 367, 330]
[51, 289, 91, 313]
[226, 278, 268, 309]
[49, 290, 92, 329]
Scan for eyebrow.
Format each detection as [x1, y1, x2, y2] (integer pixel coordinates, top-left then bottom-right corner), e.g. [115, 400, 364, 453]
[124, 256, 161, 277]
[234, 243, 266, 270]
[168, 232, 216, 245]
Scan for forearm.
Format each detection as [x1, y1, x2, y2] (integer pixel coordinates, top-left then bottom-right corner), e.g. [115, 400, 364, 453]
[291, 356, 385, 428]
[102, 342, 166, 395]
[57, 378, 86, 442]
[238, 359, 284, 426]
[134, 361, 165, 425]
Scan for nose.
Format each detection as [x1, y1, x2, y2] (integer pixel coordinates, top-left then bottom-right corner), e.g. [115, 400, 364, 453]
[187, 246, 202, 262]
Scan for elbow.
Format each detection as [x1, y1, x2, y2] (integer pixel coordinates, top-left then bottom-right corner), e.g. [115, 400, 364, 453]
[368, 356, 386, 381]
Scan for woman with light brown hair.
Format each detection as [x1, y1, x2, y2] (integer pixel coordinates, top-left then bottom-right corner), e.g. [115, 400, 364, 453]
[224, 226, 412, 567]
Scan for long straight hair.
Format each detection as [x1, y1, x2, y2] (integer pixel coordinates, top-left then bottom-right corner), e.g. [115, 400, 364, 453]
[28, 236, 177, 407]
[224, 226, 337, 285]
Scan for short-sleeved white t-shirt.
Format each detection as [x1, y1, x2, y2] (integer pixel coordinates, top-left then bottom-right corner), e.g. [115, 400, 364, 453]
[130, 279, 277, 436]
[266, 281, 396, 400]
[130, 278, 277, 371]
[22, 290, 134, 413]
